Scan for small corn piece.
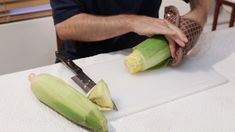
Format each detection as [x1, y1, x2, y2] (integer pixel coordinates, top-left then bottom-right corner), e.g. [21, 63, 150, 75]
[125, 36, 171, 73]
[87, 80, 114, 111]
[29, 73, 108, 132]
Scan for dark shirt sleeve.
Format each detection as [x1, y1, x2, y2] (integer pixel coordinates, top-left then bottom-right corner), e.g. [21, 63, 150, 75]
[183, 0, 190, 3]
[50, 0, 85, 25]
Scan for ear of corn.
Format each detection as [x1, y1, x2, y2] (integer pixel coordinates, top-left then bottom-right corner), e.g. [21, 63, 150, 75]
[87, 80, 114, 111]
[125, 36, 171, 73]
[29, 73, 108, 132]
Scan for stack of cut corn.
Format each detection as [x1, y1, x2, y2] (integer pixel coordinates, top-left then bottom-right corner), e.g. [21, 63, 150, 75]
[87, 80, 114, 111]
[125, 36, 171, 73]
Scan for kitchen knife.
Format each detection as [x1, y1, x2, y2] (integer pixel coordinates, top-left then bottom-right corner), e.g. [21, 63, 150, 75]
[55, 51, 118, 111]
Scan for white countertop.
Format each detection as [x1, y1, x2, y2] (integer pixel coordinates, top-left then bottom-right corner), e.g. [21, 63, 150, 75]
[0, 27, 235, 132]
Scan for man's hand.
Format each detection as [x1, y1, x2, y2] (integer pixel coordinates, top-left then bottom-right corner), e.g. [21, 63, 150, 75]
[165, 0, 210, 58]
[164, 20, 188, 58]
[129, 15, 188, 52]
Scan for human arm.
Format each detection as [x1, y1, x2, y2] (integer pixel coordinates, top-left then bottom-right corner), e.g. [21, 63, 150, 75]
[56, 13, 187, 46]
[165, 0, 210, 58]
[183, 0, 210, 25]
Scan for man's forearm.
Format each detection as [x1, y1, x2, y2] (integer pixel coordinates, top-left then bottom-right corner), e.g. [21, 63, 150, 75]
[56, 13, 187, 45]
[56, 13, 133, 41]
[184, 0, 210, 25]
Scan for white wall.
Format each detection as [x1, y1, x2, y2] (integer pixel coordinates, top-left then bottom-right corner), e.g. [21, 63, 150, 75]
[0, 17, 57, 75]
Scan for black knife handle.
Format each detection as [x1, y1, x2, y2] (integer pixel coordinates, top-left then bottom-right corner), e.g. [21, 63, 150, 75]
[55, 51, 83, 74]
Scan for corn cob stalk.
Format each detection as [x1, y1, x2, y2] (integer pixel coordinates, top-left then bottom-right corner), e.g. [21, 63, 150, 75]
[29, 73, 108, 132]
[125, 36, 171, 73]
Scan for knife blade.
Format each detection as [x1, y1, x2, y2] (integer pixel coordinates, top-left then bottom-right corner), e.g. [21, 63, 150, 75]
[55, 51, 118, 111]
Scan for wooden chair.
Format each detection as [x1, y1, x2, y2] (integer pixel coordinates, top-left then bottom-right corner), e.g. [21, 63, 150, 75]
[212, 0, 235, 31]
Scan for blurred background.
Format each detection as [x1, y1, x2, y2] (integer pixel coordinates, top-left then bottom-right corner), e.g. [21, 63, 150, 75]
[0, 0, 234, 75]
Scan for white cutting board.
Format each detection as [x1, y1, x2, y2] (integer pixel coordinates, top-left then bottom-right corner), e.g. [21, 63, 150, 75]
[75, 54, 228, 120]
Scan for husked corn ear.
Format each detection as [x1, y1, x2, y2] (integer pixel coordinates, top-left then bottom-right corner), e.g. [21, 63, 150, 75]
[29, 73, 108, 132]
[124, 50, 144, 74]
[125, 36, 171, 74]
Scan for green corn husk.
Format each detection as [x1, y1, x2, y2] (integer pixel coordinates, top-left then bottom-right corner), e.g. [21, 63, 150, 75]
[125, 36, 171, 73]
[29, 73, 108, 132]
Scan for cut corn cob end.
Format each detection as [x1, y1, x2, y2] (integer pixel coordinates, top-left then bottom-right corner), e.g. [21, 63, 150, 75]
[87, 80, 114, 111]
[124, 50, 144, 74]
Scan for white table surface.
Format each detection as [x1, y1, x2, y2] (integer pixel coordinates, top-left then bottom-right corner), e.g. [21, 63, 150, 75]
[0, 27, 235, 132]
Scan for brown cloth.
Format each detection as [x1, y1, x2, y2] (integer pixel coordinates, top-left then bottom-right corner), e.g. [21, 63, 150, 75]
[164, 6, 203, 66]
